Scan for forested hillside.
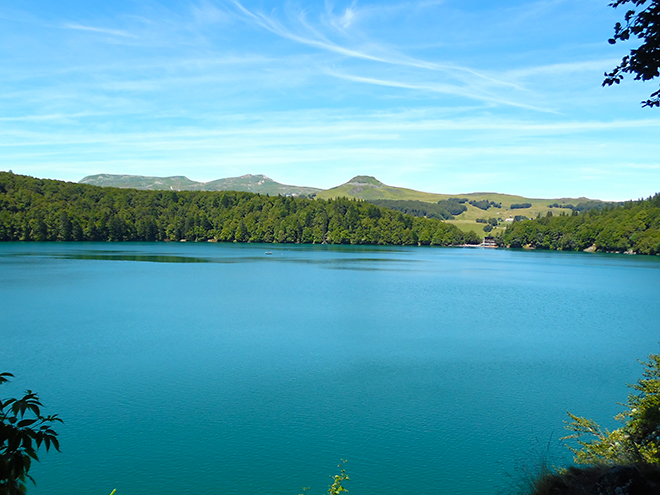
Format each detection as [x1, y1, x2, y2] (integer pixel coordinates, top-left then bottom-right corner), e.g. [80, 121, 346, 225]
[0, 172, 478, 246]
[501, 194, 660, 255]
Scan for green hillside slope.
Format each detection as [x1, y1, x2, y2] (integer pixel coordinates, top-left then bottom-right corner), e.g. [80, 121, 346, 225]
[317, 176, 612, 237]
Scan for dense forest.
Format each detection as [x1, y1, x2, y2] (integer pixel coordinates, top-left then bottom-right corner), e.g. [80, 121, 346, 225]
[366, 198, 476, 219]
[500, 193, 660, 255]
[366, 199, 456, 220]
[0, 172, 479, 246]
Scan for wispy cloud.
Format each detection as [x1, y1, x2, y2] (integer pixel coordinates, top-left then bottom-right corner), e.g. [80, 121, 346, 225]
[0, 112, 102, 123]
[3, 113, 657, 199]
[191, 0, 231, 24]
[225, 0, 521, 90]
[326, 71, 556, 113]
[215, 0, 557, 115]
[63, 22, 136, 38]
[3, 110, 660, 150]
[622, 163, 660, 171]
[323, 0, 359, 30]
[505, 59, 619, 80]
[228, 0, 390, 63]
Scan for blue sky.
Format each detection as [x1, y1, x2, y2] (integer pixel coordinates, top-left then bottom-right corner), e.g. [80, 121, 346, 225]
[1, 0, 659, 200]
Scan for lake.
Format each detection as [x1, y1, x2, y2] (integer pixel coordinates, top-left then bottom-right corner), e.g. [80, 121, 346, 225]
[1, 242, 659, 495]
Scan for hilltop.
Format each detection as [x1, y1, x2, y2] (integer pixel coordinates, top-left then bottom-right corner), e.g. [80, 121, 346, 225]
[314, 175, 440, 201]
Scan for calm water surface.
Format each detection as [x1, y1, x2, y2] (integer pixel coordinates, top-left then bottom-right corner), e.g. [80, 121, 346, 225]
[1, 243, 659, 495]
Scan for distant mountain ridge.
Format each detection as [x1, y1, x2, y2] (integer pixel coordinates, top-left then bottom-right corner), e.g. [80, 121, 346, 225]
[80, 174, 199, 191]
[79, 173, 322, 196]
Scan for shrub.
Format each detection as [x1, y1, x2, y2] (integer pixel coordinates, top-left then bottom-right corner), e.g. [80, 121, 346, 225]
[1, 372, 62, 495]
[563, 351, 660, 466]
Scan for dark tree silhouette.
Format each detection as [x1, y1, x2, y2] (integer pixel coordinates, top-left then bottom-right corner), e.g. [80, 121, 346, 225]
[0, 373, 61, 495]
[603, 0, 660, 107]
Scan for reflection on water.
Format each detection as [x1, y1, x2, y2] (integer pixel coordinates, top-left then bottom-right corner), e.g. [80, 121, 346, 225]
[56, 253, 212, 263]
[0, 244, 421, 270]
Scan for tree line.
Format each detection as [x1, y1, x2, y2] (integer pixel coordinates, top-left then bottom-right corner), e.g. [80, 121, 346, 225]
[500, 193, 660, 254]
[0, 172, 480, 246]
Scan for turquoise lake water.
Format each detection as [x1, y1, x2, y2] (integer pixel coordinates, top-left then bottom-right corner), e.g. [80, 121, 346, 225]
[1, 243, 659, 495]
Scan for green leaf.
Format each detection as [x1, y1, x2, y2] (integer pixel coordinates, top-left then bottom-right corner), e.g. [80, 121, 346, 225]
[17, 419, 38, 428]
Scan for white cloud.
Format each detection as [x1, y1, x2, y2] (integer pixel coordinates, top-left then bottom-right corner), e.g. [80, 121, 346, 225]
[0, 112, 100, 122]
[191, 0, 231, 24]
[226, 0, 518, 87]
[621, 163, 660, 171]
[339, 5, 356, 28]
[323, 0, 359, 30]
[63, 22, 136, 38]
[505, 59, 618, 80]
[326, 71, 556, 113]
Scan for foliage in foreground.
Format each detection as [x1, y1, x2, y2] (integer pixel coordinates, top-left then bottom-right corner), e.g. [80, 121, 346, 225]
[520, 350, 660, 494]
[0, 172, 478, 246]
[604, 0, 660, 108]
[0, 373, 61, 495]
[300, 461, 349, 495]
[563, 351, 660, 466]
[501, 193, 660, 254]
[522, 464, 660, 495]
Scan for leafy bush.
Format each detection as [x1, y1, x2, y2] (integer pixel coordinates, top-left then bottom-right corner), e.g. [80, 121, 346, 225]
[327, 461, 349, 495]
[563, 351, 660, 466]
[1, 373, 62, 495]
[467, 200, 501, 211]
[468, 199, 492, 210]
[520, 351, 660, 494]
[301, 461, 349, 495]
[437, 199, 468, 216]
